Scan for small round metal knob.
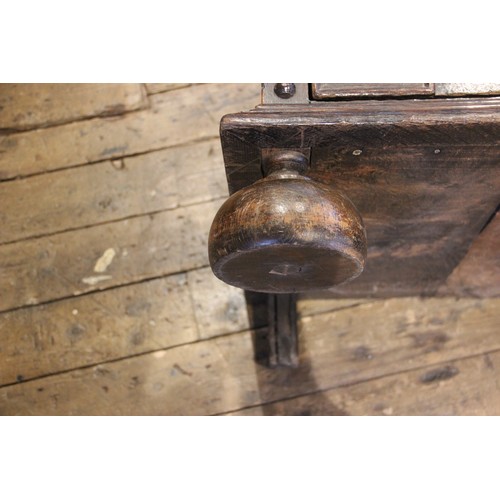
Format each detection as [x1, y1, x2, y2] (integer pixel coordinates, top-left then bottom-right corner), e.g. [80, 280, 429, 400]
[274, 83, 296, 99]
[209, 152, 367, 293]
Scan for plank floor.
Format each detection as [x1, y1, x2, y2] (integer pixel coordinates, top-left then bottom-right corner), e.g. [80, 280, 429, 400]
[0, 84, 499, 415]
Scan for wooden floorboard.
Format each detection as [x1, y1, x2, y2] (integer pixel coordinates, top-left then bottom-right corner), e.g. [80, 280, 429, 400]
[228, 350, 500, 416]
[1, 296, 499, 415]
[0, 84, 148, 131]
[0, 138, 227, 244]
[0, 83, 498, 415]
[0, 199, 220, 312]
[0, 84, 260, 180]
[144, 83, 193, 95]
[0, 263, 372, 388]
[0, 268, 246, 386]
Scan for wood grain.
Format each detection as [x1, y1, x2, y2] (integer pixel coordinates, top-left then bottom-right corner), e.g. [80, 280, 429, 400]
[441, 212, 500, 297]
[0, 139, 227, 244]
[311, 83, 435, 100]
[0, 273, 197, 386]
[187, 267, 250, 340]
[208, 152, 367, 293]
[144, 83, 193, 94]
[0, 84, 148, 131]
[229, 352, 500, 415]
[0, 265, 372, 387]
[0, 268, 250, 386]
[0, 83, 260, 180]
[0, 200, 221, 312]
[1, 296, 498, 415]
[435, 83, 500, 97]
[1, 83, 499, 417]
[221, 98, 500, 297]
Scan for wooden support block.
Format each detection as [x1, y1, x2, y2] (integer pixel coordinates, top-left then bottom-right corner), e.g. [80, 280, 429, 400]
[0, 84, 148, 131]
[268, 294, 298, 368]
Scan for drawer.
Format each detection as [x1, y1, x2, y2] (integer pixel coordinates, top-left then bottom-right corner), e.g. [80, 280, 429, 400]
[311, 83, 500, 100]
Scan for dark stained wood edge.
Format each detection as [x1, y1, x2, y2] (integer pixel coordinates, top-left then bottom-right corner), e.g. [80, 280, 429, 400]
[220, 97, 500, 194]
[268, 294, 298, 367]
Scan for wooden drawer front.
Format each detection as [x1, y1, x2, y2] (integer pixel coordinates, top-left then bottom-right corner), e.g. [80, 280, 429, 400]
[311, 83, 500, 100]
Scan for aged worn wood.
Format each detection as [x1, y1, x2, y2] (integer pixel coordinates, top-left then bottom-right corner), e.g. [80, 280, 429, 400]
[0, 265, 372, 387]
[209, 151, 366, 293]
[0, 200, 220, 312]
[144, 83, 193, 94]
[0, 139, 227, 244]
[0, 267, 253, 387]
[187, 267, 250, 339]
[0, 83, 260, 180]
[0, 84, 148, 131]
[1, 296, 499, 415]
[0, 273, 197, 386]
[435, 83, 500, 97]
[229, 352, 500, 415]
[441, 212, 500, 297]
[1, 83, 499, 416]
[297, 295, 371, 317]
[311, 83, 500, 100]
[220, 97, 500, 297]
[223, 97, 500, 193]
[311, 83, 435, 100]
[268, 294, 298, 367]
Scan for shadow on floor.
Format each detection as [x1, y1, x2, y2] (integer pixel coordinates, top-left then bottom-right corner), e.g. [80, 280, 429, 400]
[243, 291, 350, 416]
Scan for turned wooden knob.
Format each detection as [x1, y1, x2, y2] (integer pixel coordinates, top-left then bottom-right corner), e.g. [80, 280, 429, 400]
[209, 151, 367, 293]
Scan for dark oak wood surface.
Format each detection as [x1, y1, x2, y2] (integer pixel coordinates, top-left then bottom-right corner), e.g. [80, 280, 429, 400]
[220, 97, 500, 297]
[208, 152, 367, 293]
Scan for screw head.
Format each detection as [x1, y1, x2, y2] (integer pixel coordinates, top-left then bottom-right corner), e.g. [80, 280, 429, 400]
[274, 83, 296, 99]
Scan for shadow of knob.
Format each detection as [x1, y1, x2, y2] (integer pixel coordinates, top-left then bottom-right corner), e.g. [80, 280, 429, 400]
[209, 152, 367, 293]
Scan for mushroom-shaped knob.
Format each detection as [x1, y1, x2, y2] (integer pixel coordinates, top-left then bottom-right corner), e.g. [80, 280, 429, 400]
[208, 151, 367, 293]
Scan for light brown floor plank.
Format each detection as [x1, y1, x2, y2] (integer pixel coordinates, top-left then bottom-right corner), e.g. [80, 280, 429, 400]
[229, 352, 500, 416]
[0, 265, 374, 386]
[0, 84, 260, 180]
[0, 199, 221, 312]
[0, 84, 148, 131]
[0, 273, 197, 386]
[0, 139, 227, 244]
[1, 296, 498, 415]
[145, 83, 193, 94]
[0, 268, 251, 386]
